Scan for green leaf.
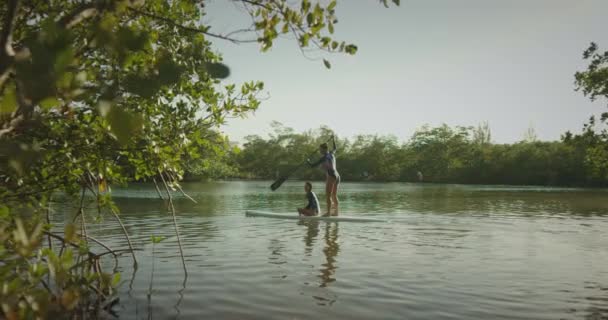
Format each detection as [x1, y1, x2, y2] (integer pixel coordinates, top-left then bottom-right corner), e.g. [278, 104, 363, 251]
[117, 27, 149, 52]
[0, 84, 18, 114]
[323, 59, 331, 69]
[328, 0, 337, 11]
[345, 44, 358, 55]
[301, 0, 310, 13]
[151, 235, 165, 244]
[0, 205, 8, 219]
[158, 57, 183, 85]
[124, 75, 160, 98]
[64, 223, 76, 243]
[300, 33, 310, 47]
[111, 273, 121, 287]
[106, 105, 144, 145]
[205, 62, 231, 79]
[39, 97, 60, 110]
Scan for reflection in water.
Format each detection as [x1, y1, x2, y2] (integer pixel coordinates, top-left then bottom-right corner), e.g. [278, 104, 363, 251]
[268, 239, 287, 265]
[319, 223, 340, 288]
[299, 221, 340, 306]
[174, 276, 186, 319]
[299, 220, 320, 257]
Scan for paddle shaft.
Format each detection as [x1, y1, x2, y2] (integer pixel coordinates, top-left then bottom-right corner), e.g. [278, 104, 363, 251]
[270, 136, 334, 190]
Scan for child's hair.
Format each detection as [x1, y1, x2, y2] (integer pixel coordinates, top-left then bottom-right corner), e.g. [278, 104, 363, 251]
[320, 143, 328, 150]
[305, 181, 312, 189]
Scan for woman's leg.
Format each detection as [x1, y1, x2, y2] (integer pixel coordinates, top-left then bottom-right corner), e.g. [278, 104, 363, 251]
[331, 177, 339, 215]
[324, 176, 335, 216]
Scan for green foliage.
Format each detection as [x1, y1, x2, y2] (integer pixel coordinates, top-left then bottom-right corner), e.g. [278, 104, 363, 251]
[572, 43, 608, 184]
[575, 43, 608, 104]
[0, 212, 119, 319]
[233, 123, 608, 187]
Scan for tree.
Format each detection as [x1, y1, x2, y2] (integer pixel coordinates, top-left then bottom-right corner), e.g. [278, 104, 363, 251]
[0, 0, 400, 318]
[575, 42, 608, 106]
[571, 42, 608, 185]
[522, 123, 538, 142]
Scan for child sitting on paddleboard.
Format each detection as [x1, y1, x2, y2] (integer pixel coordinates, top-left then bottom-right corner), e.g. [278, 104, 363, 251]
[298, 182, 320, 216]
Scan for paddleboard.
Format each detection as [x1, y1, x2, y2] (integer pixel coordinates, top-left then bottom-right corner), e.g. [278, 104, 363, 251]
[245, 210, 386, 223]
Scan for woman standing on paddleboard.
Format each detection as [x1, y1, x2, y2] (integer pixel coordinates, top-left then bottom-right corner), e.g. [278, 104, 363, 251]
[308, 136, 340, 216]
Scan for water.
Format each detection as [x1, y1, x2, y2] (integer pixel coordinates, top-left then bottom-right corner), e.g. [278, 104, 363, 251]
[53, 181, 608, 319]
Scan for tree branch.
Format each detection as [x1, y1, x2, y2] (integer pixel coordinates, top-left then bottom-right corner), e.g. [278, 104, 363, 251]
[128, 7, 259, 44]
[158, 168, 188, 278]
[0, 0, 20, 86]
[0, 0, 19, 56]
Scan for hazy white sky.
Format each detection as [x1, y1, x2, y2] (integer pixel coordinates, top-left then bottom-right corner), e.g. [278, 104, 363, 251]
[206, 0, 608, 143]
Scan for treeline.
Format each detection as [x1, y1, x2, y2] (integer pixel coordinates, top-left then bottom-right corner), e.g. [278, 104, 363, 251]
[192, 121, 608, 187]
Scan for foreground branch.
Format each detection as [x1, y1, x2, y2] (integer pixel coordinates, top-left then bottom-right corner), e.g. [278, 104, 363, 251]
[158, 169, 188, 278]
[0, 0, 19, 86]
[128, 7, 258, 44]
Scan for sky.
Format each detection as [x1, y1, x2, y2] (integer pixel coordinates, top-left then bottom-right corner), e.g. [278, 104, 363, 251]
[205, 0, 608, 143]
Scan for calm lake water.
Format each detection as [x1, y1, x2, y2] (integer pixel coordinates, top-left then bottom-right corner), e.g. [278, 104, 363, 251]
[53, 181, 608, 319]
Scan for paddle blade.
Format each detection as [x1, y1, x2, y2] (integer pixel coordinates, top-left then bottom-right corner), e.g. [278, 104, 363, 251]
[270, 176, 288, 191]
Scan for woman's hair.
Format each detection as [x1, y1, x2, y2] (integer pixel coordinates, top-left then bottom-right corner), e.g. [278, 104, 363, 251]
[305, 181, 312, 189]
[320, 143, 328, 150]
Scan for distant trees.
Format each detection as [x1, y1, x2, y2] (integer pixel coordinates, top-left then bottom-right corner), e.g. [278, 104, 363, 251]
[227, 123, 608, 187]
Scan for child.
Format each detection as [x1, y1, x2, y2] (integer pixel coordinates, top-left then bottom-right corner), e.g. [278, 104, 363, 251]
[298, 182, 320, 216]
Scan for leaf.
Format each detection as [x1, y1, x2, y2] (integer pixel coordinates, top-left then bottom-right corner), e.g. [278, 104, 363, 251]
[345, 44, 358, 55]
[205, 62, 231, 79]
[124, 75, 160, 98]
[323, 59, 331, 69]
[39, 97, 60, 110]
[300, 33, 310, 47]
[106, 105, 144, 145]
[111, 273, 121, 287]
[158, 57, 183, 85]
[392, 0, 401, 5]
[0, 84, 18, 114]
[64, 223, 76, 243]
[61, 288, 80, 310]
[0, 205, 8, 219]
[151, 235, 165, 244]
[328, 0, 337, 11]
[98, 178, 107, 193]
[117, 27, 149, 52]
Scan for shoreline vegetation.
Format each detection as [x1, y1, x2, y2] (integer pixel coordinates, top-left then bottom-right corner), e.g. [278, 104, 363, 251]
[183, 121, 608, 188]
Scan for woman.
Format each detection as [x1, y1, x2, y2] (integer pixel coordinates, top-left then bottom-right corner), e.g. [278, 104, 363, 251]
[308, 136, 340, 216]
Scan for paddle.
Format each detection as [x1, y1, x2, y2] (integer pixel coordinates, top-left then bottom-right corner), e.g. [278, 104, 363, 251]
[270, 136, 333, 191]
